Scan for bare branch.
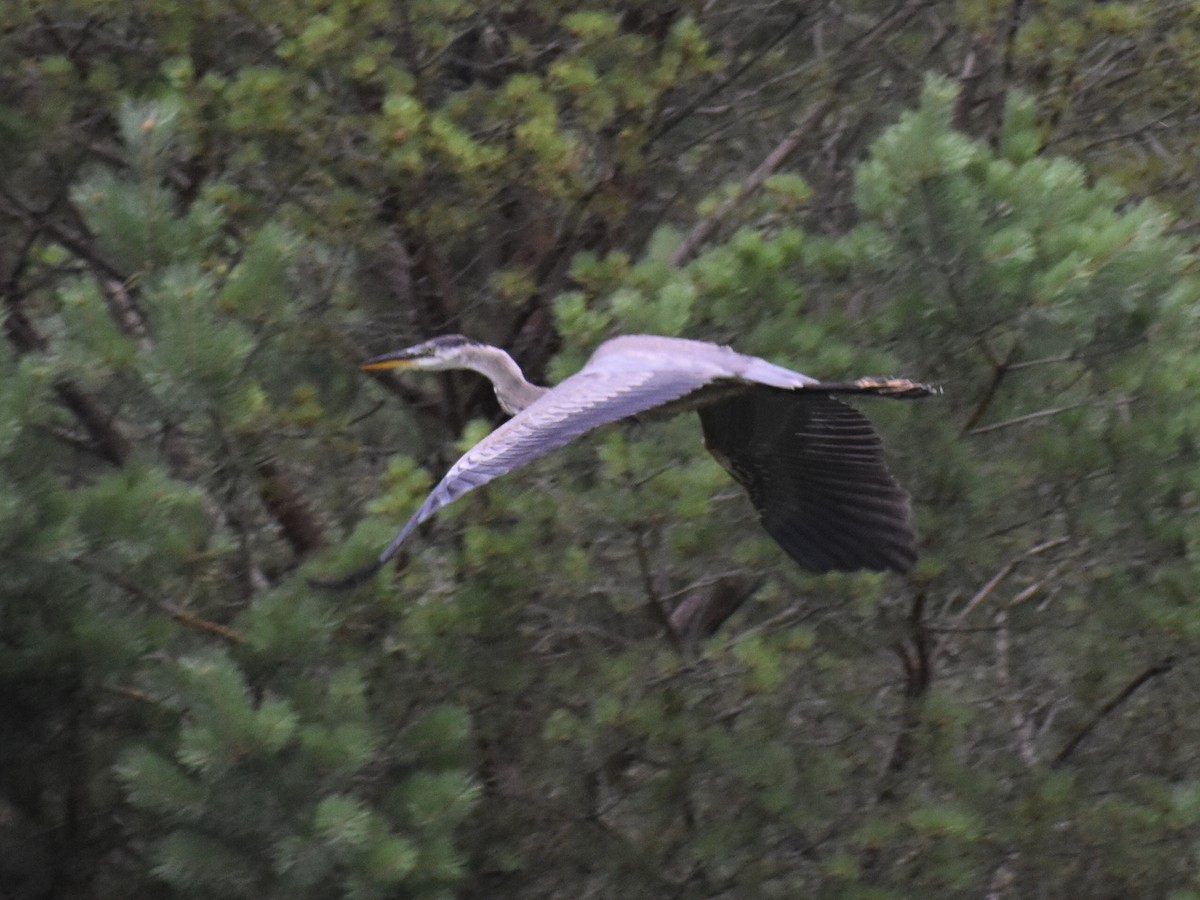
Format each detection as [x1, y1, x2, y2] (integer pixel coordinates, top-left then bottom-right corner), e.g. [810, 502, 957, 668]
[669, 575, 755, 642]
[632, 526, 683, 652]
[968, 404, 1087, 435]
[160, 602, 245, 644]
[994, 609, 1039, 765]
[961, 340, 1016, 434]
[651, 9, 814, 143]
[668, 98, 836, 267]
[877, 592, 932, 801]
[668, 0, 935, 267]
[52, 382, 131, 466]
[1052, 657, 1176, 767]
[255, 456, 327, 557]
[932, 537, 1068, 663]
[100, 277, 152, 350]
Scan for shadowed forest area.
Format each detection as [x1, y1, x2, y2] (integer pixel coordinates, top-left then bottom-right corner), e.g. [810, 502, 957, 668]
[3, 1, 1200, 897]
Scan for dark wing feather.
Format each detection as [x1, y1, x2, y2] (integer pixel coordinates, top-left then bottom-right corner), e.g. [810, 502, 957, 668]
[313, 366, 717, 587]
[699, 388, 916, 574]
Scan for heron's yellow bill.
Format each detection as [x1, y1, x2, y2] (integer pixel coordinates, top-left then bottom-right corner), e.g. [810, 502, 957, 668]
[361, 353, 416, 371]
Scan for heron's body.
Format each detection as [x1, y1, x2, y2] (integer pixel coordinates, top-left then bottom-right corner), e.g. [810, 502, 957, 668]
[317, 334, 934, 588]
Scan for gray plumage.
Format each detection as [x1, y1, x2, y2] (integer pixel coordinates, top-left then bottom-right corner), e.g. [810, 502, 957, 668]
[314, 334, 933, 588]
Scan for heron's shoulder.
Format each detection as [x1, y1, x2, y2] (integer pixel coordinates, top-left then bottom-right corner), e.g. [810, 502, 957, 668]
[586, 334, 815, 388]
[588, 334, 738, 364]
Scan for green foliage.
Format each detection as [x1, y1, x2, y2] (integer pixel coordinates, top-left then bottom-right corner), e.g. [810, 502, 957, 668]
[6, 3, 1200, 899]
[116, 645, 476, 899]
[852, 75, 1194, 572]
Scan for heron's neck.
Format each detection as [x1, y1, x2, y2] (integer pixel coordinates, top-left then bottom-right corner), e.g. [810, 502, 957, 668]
[466, 345, 548, 415]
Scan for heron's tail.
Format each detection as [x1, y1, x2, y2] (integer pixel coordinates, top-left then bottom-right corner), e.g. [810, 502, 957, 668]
[814, 377, 939, 399]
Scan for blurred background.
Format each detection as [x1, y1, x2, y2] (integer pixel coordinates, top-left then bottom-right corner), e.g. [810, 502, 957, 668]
[3, 1, 1199, 896]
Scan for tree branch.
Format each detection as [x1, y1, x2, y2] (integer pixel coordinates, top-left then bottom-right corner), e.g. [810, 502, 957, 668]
[255, 456, 326, 557]
[668, 98, 835, 267]
[960, 340, 1016, 434]
[877, 592, 931, 801]
[160, 602, 245, 644]
[1052, 657, 1175, 767]
[668, 0, 934, 267]
[632, 526, 682, 652]
[932, 537, 1067, 664]
[968, 403, 1086, 436]
[52, 382, 131, 466]
[669, 575, 755, 642]
[650, 9, 813, 143]
[1, 225, 132, 466]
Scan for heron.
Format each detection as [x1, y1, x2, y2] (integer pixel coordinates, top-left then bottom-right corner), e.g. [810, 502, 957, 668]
[314, 334, 934, 588]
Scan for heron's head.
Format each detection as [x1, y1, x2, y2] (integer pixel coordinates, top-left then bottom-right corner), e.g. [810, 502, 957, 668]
[361, 334, 483, 373]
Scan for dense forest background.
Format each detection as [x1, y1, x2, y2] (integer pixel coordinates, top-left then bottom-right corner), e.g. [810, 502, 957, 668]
[4, 1, 1200, 897]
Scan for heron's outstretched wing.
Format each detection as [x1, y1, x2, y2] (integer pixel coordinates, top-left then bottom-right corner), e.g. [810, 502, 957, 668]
[312, 365, 722, 588]
[699, 388, 917, 574]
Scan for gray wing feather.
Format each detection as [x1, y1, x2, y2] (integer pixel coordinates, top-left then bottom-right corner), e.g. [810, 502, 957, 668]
[315, 365, 719, 587]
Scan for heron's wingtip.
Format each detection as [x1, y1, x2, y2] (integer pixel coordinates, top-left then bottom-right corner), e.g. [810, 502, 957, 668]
[815, 377, 940, 399]
[852, 377, 940, 398]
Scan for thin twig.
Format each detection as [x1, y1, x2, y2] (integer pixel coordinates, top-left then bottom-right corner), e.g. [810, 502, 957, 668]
[668, 98, 836, 267]
[932, 537, 1067, 663]
[1006, 352, 1076, 370]
[668, 0, 934, 267]
[651, 9, 813, 142]
[1052, 657, 1176, 767]
[968, 404, 1086, 435]
[160, 602, 244, 644]
[961, 341, 1016, 434]
[632, 527, 682, 652]
[938, 562, 1016, 645]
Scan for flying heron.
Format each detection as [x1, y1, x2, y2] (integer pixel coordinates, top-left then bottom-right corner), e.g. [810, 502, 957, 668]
[314, 334, 934, 588]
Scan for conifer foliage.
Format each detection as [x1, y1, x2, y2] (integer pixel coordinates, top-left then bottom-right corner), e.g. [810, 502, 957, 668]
[2, 2, 1200, 898]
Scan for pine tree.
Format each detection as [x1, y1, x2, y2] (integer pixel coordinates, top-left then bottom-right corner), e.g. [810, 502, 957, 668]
[4, 2, 1200, 897]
